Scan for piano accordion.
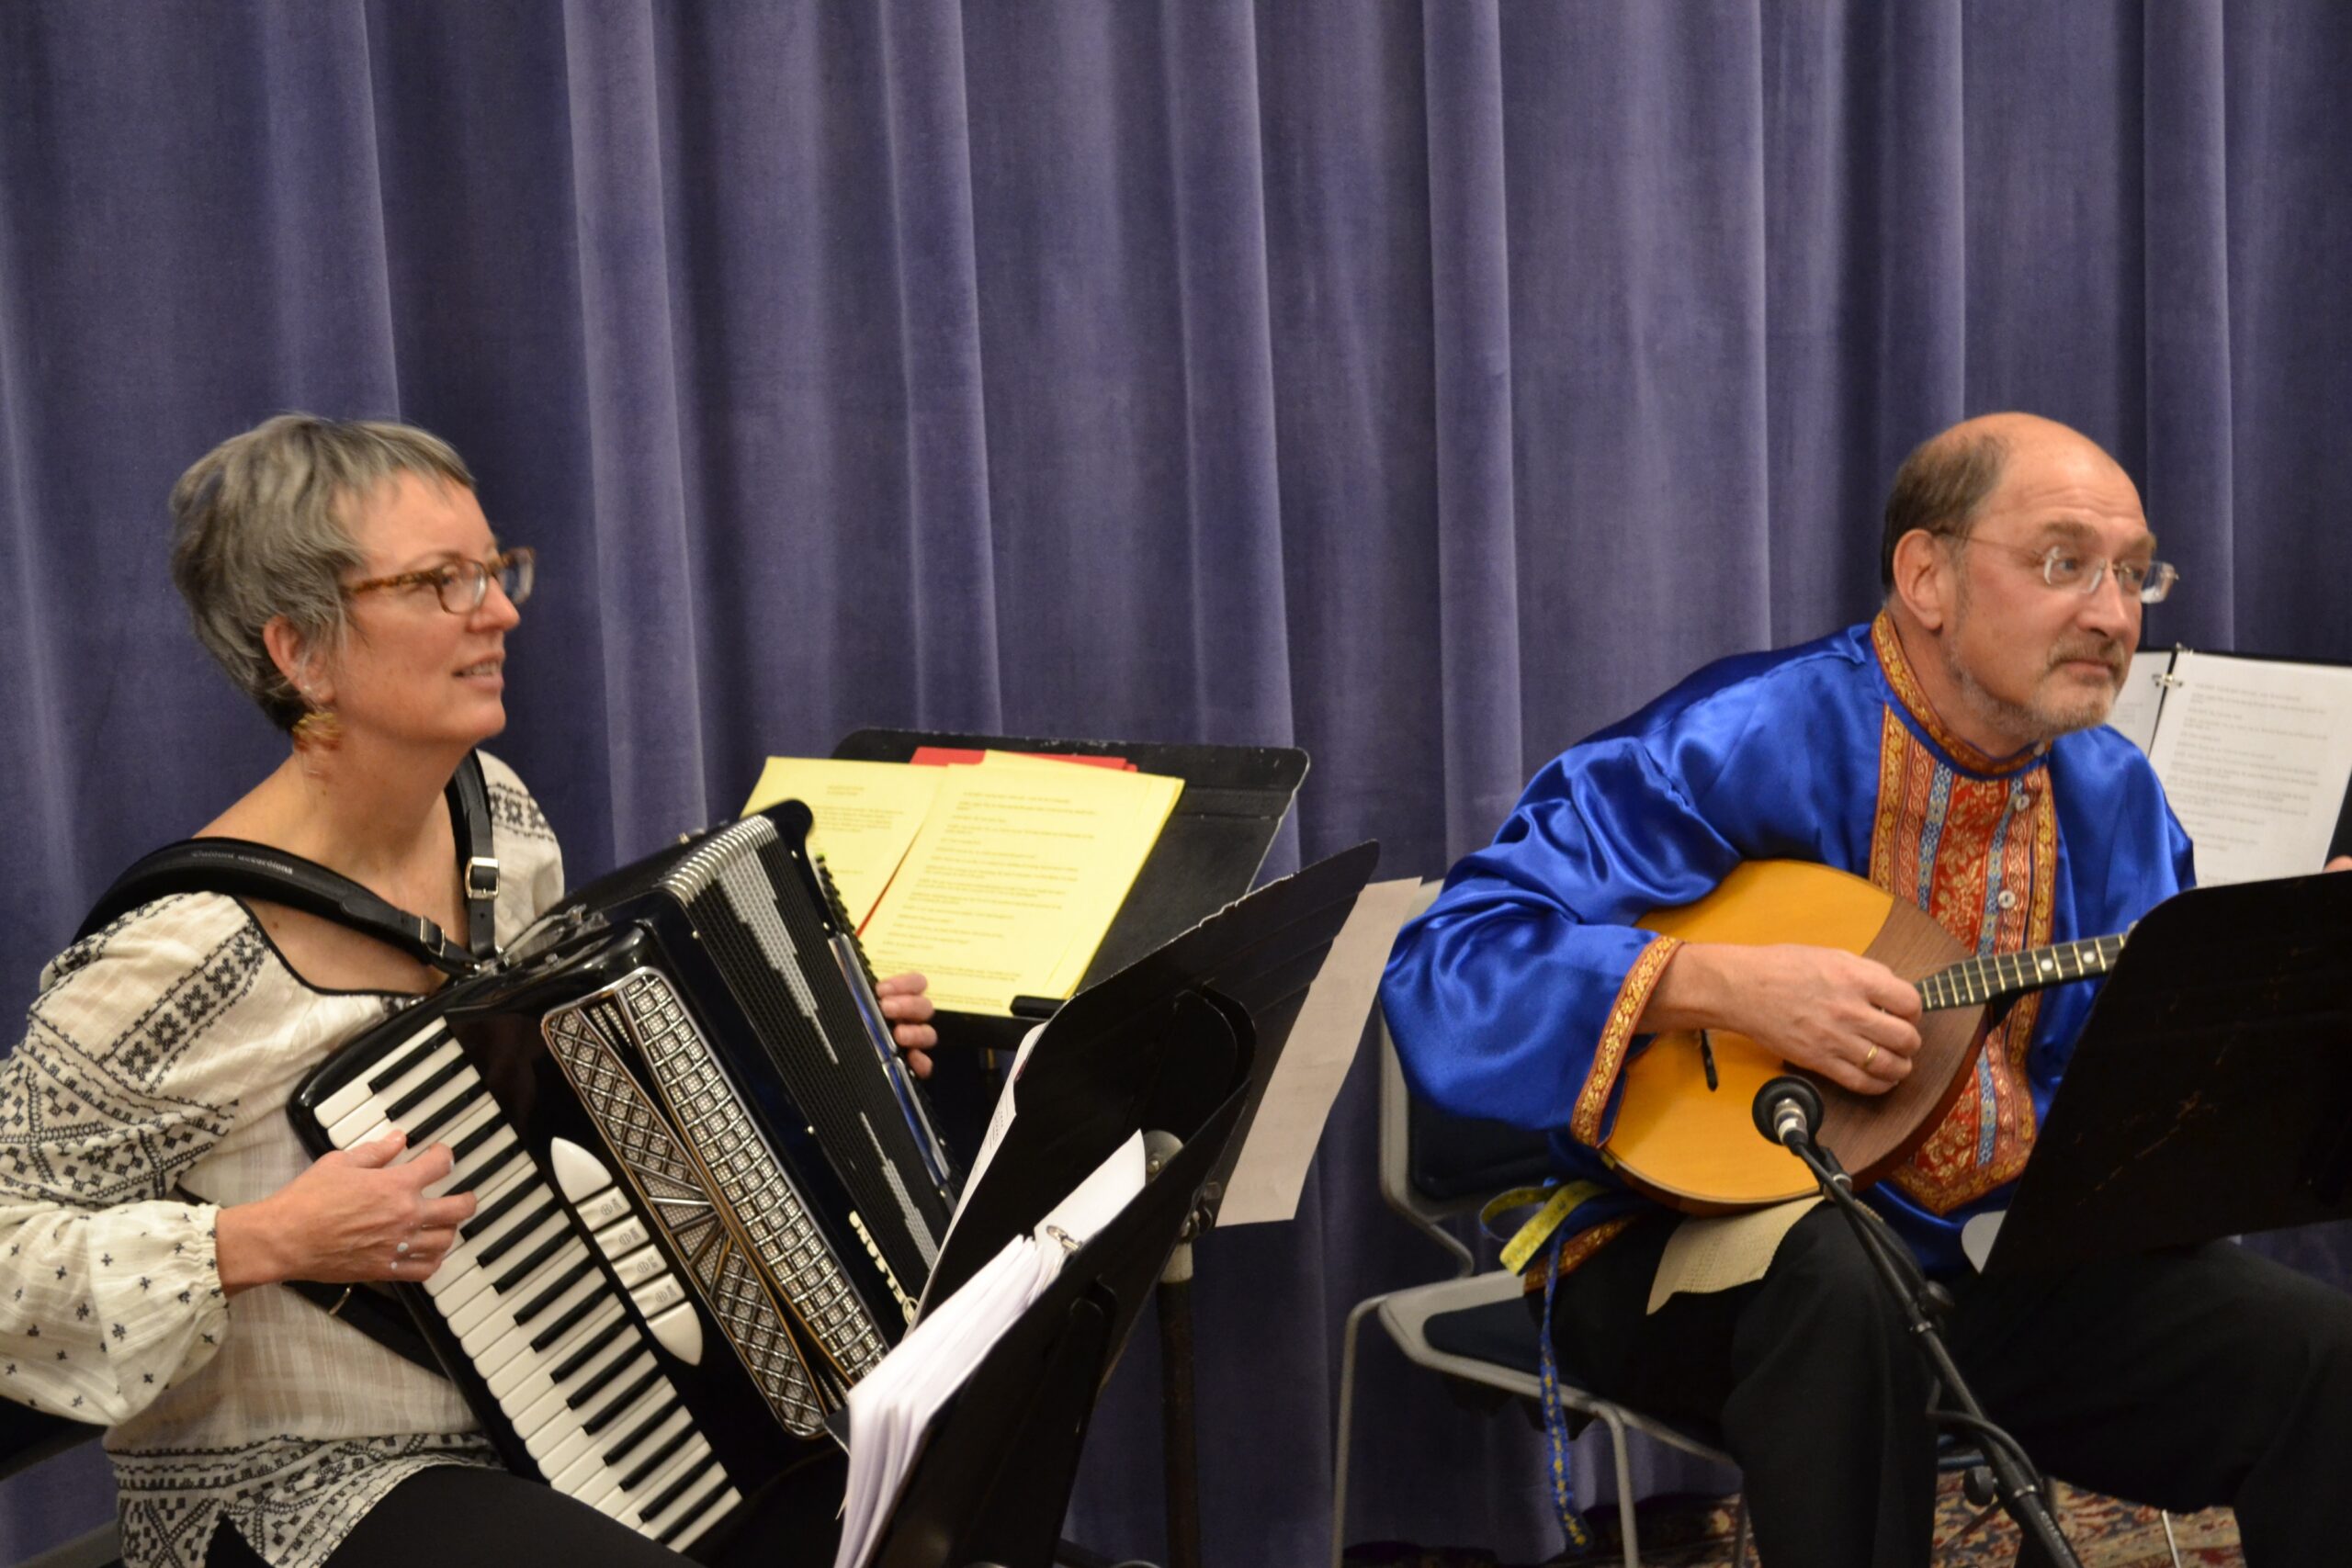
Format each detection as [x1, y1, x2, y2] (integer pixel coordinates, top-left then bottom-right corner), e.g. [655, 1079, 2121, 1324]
[288, 802, 957, 1556]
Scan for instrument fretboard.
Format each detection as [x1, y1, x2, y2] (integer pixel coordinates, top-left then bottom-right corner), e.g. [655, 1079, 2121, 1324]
[1917, 931, 2126, 1011]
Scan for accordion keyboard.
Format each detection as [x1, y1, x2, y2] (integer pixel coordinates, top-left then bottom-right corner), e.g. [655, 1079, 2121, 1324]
[311, 1013, 742, 1552]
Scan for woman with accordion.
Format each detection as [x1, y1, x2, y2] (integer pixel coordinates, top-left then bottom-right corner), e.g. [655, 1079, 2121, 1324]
[0, 415, 933, 1568]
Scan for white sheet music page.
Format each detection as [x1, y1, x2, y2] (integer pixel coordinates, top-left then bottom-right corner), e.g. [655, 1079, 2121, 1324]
[2105, 649, 2175, 755]
[2143, 650, 2352, 885]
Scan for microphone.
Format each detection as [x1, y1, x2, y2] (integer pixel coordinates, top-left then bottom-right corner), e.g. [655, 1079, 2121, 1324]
[1752, 1075, 1825, 1152]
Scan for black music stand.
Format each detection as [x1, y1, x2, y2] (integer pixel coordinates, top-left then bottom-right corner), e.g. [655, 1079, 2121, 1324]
[1984, 869, 2352, 1276]
[869, 997, 1252, 1568]
[869, 841, 1380, 1568]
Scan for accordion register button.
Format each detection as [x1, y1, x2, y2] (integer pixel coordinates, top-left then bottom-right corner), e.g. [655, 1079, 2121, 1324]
[550, 1137, 616, 1201]
[645, 1301, 704, 1366]
[593, 1214, 652, 1260]
[607, 1244, 667, 1291]
[631, 1272, 689, 1319]
[574, 1186, 633, 1231]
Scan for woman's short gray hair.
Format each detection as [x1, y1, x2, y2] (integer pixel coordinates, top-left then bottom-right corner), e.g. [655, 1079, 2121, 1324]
[169, 413, 475, 731]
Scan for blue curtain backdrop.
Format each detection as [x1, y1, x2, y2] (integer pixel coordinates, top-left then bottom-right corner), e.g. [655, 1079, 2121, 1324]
[5, 2, 2351, 1563]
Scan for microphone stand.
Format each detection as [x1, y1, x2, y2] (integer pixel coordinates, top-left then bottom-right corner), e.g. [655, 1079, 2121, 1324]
[1752, 1077, 2084, 1568]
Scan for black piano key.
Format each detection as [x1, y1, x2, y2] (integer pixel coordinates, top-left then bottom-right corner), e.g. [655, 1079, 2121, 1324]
[492, 1227, 576, 1296]
[409, 1080, 490, 1144]
[603, 1393, 683, 1468]
[451, 1137, 528, 1200]
[646, 1452, 724, 1530]
[513, 1257, 598, 1327]
[548, 1314, 631, 1381]
[462, 1178, 545, 1245]
[580, 1363, 664, 1434]
[475, 1196, 561, 1267]
[450, 1115, 506, 1165]
[384, 1055, 471, 1122]
[564, 1343, 647, 1413]
[364, 1032, 447, 1095]
[615, 1413, 694, 1488]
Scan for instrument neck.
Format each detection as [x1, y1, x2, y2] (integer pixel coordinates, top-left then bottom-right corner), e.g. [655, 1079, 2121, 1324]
[1917, 931, 2127, 1011]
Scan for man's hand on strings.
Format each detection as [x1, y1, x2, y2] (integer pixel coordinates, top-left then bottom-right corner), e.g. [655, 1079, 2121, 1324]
[877, 971, 937, 1078]
[1643, 942, 1923, 1096]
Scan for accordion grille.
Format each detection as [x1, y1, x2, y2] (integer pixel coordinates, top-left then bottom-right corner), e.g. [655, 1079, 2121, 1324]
[541, 972, 885, 1436]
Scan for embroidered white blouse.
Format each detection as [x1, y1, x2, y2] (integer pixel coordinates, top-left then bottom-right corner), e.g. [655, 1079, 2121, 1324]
[0, 753, 563, 1568]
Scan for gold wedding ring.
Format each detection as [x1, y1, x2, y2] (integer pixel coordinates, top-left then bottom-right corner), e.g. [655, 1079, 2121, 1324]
[1862, 1043, 1881, 1072]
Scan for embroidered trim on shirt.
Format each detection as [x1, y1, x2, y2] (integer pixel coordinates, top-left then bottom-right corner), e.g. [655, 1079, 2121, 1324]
[113, 1433, 499, 1568]
[1870, 612, 2043, 779]
[1570, 936, 1682, 1147]
[1865, 716, 2059, 1213]
[1520, 1214, 1638, 1293]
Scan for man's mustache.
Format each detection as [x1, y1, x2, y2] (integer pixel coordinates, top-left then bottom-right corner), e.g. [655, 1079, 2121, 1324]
[2049, 638, 2128, 683]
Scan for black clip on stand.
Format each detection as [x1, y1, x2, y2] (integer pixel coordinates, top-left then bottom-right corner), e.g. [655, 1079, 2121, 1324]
[1751, 1077, 2084, 1568]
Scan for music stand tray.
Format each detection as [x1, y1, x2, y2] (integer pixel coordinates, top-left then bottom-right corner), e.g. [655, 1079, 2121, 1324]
[1984, 871, 2352, 1276]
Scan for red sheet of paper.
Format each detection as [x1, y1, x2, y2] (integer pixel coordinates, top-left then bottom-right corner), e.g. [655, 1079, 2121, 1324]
[907, 746, 1134, 772]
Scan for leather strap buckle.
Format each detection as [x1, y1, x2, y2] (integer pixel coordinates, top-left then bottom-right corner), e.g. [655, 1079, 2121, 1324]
[465, 855, 501, 901]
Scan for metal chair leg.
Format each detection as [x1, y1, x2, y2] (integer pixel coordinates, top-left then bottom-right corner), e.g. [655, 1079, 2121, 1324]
[1329, 1294, 1387, 1568]
[1599, 1407, 1640, 1568]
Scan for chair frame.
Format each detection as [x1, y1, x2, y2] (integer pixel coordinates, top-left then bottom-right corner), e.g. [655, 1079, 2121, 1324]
[1330, 936, 1748, 1568]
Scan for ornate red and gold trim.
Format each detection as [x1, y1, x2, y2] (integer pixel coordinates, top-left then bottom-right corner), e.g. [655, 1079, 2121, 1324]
[1870, 611, 2044, 779]
[1569, 934, 1684, 1147]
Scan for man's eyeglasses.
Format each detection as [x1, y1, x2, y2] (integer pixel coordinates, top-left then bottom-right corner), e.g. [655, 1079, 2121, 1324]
[1962, 538, 2177, 604]
[345, 547, 537, 614]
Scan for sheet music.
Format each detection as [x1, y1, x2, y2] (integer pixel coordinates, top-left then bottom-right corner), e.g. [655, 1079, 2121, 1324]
[1218, 877, 1420, 1225]
[2105, 649, 2175, 755]
[2144, 650, 2352, 885]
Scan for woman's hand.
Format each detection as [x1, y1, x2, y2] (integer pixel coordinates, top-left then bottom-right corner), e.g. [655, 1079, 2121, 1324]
[876, 971, 937, 1079]
[216, 1131, 478, 1294]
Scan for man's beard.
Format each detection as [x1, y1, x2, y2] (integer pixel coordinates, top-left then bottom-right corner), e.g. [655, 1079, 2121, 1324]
[1943, 583, 2128, 748]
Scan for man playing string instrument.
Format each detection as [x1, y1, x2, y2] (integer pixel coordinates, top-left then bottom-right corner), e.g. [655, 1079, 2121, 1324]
[1380, 412, 2352, 1566]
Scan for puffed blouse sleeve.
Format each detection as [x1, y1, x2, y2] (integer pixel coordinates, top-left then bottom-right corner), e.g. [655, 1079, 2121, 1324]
[0, 898, 257, 1425]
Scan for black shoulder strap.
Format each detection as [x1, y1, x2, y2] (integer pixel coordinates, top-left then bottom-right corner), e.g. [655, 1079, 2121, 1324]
[75, 752, 503, 976]
[447, 750, 499, 959]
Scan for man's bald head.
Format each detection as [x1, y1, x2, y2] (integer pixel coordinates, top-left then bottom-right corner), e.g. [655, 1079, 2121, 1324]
[1879, 413, 2127, 589]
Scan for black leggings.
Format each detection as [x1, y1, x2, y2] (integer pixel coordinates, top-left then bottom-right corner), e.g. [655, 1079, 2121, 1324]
[203, 1452, 845, 1568]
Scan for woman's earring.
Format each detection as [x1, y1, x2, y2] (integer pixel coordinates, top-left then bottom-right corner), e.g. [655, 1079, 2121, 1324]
[291, 690, 342, 752]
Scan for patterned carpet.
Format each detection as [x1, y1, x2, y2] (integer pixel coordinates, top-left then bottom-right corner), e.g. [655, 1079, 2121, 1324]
[1344, 1473, 2241, 1566]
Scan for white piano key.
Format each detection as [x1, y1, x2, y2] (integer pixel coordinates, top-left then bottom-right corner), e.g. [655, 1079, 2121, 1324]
[477, 1274, 610, 1384]
[453, 1235, 584, 1349]
[664, 1482, 740, 1552]
[323, 1043, 463, 1146]
[485, 1296, 624, 1403]
[427, 1181, 558, 1310]
[314, 1023, 447, 1125]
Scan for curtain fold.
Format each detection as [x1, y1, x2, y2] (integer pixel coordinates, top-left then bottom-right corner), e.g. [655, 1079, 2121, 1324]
[6, 4, 2352, 1563]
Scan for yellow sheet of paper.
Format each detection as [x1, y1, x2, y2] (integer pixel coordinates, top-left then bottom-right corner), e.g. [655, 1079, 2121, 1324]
[741, 757, 945, 926]
[860, 761, 1184, 1015]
